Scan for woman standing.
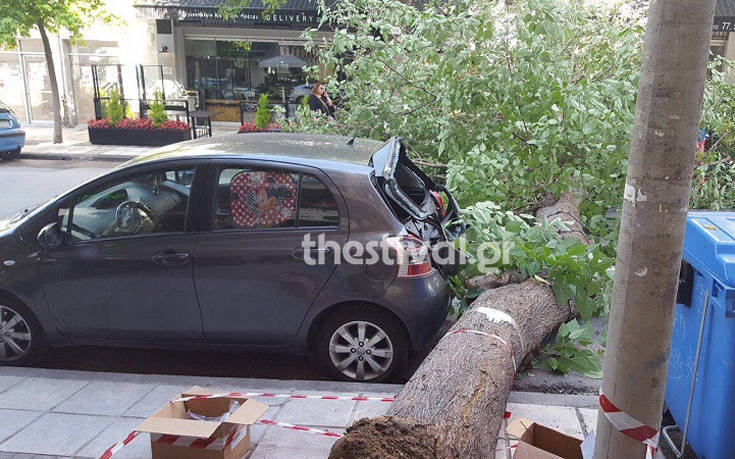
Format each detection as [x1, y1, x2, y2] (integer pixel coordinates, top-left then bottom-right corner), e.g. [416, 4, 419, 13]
[308, 82, 335, 119]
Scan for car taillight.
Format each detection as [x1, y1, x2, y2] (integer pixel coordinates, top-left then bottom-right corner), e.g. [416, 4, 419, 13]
[430, 191, 445, 217]
[385, 235, 434, 278]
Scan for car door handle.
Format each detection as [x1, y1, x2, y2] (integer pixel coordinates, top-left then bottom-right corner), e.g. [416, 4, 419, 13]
[152, 251, 191, 266]
[292, 247, 333, 260]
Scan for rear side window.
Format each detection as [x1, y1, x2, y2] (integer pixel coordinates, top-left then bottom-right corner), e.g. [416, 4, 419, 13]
[298, 174, 339, 227]
[375, 162, 429, 221]
[215, 168, 338, 230]
[393, 163, 428, 207]
[216, 168, 298, 229]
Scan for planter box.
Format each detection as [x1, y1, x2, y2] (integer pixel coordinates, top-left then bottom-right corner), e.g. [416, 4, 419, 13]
[88, 127, 191, 147]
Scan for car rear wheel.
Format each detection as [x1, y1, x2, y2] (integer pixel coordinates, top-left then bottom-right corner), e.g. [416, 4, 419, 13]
[0, 300, 45, 365]
[0, 148, 21, 161]
[316, 305, 409, 382]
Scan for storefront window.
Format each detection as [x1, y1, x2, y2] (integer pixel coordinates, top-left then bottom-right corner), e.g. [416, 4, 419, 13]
[185, 38, 311, 122]
[0, 52, 27, 119]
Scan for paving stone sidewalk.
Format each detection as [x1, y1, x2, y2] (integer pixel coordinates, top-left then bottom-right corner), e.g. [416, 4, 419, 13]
[20, 124, 239, 162]
[0, 366, 599, 458]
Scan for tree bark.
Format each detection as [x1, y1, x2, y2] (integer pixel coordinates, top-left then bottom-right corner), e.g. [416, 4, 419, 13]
[330, 196, 586, 458]
[330, 280, 568, 459]
[536, 191, 590, 245]
[37, 22, 62, 144]
[594, 1, 715, 458]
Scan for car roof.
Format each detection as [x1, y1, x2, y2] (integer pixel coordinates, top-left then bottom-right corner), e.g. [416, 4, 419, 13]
[125, 133, 386, 168]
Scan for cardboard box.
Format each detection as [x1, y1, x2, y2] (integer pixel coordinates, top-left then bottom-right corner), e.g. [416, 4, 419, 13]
[136, 386, 268, 459]
[506, 418, 583, 459]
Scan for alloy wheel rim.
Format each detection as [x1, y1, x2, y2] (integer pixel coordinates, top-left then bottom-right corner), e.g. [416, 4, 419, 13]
[0, 305, 32, 361]
[328, 320, 394, 381]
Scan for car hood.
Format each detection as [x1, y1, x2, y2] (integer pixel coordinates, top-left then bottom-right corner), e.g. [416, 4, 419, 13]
[0, 203, 42, 234]
[0, 111, 20, 128]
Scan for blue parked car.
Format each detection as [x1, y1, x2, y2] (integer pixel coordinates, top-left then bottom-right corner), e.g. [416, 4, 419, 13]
[0, 100, 24, 160]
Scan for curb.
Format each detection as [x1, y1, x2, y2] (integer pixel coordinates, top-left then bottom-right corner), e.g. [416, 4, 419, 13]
[512, 368, 600, 395]
[17, 152, 133, 162]
[0, 366, 406, 394]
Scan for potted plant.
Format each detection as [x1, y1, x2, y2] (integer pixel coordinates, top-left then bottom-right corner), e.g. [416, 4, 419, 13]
[238, 94, 282, 134]
[88, 90, 192, 146]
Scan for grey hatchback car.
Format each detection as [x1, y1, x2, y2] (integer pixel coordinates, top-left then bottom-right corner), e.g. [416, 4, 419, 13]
[0, 133, 463, 382]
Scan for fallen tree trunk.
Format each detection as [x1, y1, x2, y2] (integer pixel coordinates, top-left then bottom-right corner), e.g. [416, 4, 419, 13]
[329, 193, 587, 458]
[536, 191, 590, 245]
[330, 280, 569, 458]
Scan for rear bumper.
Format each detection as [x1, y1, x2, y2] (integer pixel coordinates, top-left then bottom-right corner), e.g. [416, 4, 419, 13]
[0, 129, 25, 152]
[378, 271, 451, 350]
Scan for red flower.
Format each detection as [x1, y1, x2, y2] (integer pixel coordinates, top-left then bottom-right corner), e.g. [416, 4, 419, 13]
[88, 117, 190, 131]
[87, 118, 112, 129]
[238, 121, 282, 133]
[159, 120, 191, 131]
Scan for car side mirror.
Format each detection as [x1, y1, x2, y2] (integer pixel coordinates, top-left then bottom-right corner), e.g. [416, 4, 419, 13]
[37, 222, 62, 249]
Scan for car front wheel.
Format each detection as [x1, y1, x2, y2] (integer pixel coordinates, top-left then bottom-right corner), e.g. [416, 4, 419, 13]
[0, 148, 21, 161]
[316, 305, 409, 382]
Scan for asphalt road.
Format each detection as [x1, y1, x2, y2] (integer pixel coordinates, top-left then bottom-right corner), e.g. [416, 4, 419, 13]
[0, 158, 426, 382]
[0, 159, 112, 215]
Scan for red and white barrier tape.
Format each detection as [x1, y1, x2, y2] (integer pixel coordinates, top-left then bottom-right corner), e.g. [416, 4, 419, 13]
[599, 389, 659, 458]
[150, 424, 245, 451]
[100, 431, 141, 459]
[173, 392, 396, 403]
[99, 418, 342, 458]
[495, 443, 518, 453]
[443, 328, 517, 373]
[259, 419, 343, 438]
[474, 307, 526, 355]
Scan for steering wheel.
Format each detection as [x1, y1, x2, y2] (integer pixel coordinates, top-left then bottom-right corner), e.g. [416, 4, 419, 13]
[114, 201, 159, 234]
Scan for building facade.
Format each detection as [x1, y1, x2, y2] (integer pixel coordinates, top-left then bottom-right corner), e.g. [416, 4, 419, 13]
[0, 1, 159, 125]
[0, 0, 330, 124]
[136, 0, 332, 121]
[714, 0, 735, 62]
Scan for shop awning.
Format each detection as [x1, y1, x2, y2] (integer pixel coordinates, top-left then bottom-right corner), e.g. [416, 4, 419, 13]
[134, 0, 335, 27]
[715, 0, 735, 32]
[258, 54, 308, 68]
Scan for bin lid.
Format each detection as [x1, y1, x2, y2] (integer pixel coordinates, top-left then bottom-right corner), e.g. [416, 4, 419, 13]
[684, 212, 735, 287]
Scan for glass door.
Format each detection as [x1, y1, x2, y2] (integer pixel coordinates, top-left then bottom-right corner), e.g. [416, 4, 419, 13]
[23, 55, 54, 122]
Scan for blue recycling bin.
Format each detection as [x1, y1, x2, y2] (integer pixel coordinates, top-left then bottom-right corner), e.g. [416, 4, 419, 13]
[665, 212, 735, 459]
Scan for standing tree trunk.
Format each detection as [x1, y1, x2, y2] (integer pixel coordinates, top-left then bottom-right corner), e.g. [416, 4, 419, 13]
[594, 1, 715, 458]
[37, 21, 62, 144]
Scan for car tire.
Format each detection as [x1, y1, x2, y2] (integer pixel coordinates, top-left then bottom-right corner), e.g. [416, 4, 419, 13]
[315, 305, 409, 383]
[0, 148, 21, 161]
[0, 298, 46, 366]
